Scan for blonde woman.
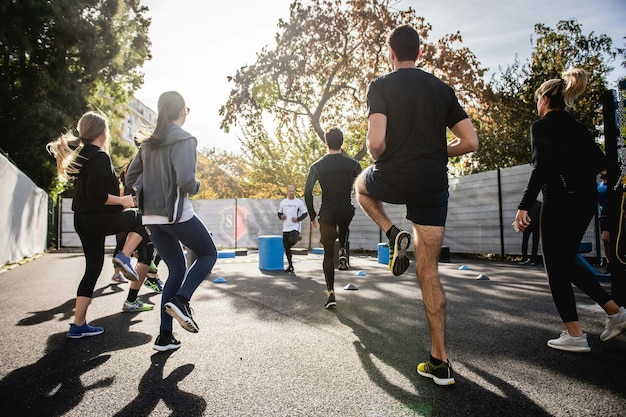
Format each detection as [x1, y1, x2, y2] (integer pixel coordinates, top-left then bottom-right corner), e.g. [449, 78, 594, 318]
[515, 69, 626, 352]
[47, 111, 149, 338]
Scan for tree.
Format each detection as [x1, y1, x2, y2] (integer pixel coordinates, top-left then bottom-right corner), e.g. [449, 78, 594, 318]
[472, 20, 617, 172]
[0, 0, 151, 191]
[220, 0, 485, 190]
[194, 147, 250, 199]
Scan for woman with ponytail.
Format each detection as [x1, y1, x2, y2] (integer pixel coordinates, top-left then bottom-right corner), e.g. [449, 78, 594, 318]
[47, 111, 149, 338]
[515, 69, 626, 352]
[126, 91, 217, 352]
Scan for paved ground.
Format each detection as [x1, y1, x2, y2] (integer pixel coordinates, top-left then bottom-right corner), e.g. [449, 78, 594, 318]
[0, 250, 624, 417]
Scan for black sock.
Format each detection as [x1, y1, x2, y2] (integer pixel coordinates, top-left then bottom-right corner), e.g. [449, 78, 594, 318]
[160, 329, 172, 338]
[385, 225, 397, 240]
[430, 355, 443, 366]
[127, 288, 139, 303]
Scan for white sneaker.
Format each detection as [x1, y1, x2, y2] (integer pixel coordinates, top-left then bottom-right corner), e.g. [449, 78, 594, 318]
[547, 331, 591, 352]
[600, 306, 626, 341]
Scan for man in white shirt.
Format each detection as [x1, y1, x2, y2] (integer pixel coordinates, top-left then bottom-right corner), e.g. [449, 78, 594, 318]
[278, 185, 308, 273]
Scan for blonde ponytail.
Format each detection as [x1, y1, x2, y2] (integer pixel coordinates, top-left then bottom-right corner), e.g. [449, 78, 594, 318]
[46, 111, 109, 181]
[561, 68, 588, 108]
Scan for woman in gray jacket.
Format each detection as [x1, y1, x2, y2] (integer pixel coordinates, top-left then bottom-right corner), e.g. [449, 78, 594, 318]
[126, 91, 217, 352]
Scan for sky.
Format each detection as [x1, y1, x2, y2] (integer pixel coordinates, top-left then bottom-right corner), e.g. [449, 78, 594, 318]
[133, 0, 626, 153]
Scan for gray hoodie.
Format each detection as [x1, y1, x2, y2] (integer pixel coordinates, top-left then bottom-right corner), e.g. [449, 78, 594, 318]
[126, 123, 200, 223]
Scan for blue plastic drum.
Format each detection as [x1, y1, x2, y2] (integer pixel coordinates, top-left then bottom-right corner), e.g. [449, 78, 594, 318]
[258, 235, 284, 270]
[377, 243, 389, 264]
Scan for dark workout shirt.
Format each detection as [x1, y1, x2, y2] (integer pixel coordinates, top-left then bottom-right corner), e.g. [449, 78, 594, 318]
[304, 152, 361, 220]
[367, 67, 468, 194]
[72, 144, 121, 214]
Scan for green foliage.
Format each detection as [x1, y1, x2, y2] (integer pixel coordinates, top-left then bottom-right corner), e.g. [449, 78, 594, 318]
[195, 147, 249, 199]
[0, 0, 151, 191]
[472, 20, 617, 172]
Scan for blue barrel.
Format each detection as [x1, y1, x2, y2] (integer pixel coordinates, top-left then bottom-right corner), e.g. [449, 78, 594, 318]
[377, 243, 389, 264]
[258, 235, 284, 270]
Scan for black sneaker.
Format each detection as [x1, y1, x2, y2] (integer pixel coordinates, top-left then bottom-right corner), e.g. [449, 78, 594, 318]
[325, 293, 337, 309]
[338, 248, 349, 271]
[388, 227, 411, 276]
[164, 295, 199, 333]
[284, 266, 294, 273]
[153, 334, 181, 352]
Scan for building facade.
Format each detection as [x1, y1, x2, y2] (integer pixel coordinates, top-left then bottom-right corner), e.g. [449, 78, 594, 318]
[120, 98, 157, 144]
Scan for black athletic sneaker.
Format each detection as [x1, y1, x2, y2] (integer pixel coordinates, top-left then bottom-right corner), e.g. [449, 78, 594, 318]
[284, 265, 294, 273]
[153, 334, 181, 352]
[325, 293, 337, 309]
[164, 295, 199, 333]
[388, 227, 411, 276]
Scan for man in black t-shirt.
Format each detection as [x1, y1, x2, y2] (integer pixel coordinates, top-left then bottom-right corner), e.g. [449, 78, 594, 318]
[354, 25, 479, 386]
[304, 128, 362, 309]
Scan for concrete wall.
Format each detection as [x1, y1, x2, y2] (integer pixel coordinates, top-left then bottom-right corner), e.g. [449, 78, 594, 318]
[0, 152, 49, 266]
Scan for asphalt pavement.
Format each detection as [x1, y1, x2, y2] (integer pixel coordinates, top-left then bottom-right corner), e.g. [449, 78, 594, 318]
[0, 250, 624, 417]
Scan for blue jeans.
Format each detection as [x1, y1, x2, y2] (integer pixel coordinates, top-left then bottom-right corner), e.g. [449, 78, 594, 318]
[147, 215, 217, 332]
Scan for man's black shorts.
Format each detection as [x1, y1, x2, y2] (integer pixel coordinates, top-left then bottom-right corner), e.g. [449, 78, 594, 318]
[363, 165, 448, 226]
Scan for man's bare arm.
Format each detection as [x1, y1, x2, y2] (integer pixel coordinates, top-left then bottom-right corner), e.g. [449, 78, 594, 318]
[366, 113, 387, 161]
[448, 118, 479, 157]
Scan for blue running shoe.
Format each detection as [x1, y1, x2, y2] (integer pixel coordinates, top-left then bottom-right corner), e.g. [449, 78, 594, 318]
[112, 252, 138, 281]
[67, 323, 104, 339]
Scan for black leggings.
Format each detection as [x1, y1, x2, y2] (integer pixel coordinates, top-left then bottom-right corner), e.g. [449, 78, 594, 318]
[319, 205, 354, 292]
[114, 231, 154, 265]
[541, 193, 611, 323]
[521, 224, 540, 259]
[283, 231, 300, 268]
[74, 210, 148, 298]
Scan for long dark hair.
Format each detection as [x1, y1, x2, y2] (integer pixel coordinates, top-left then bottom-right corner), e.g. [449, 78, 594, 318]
[136, 91, 185, 146]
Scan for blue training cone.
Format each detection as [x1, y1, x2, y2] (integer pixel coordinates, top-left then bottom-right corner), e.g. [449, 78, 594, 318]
[355, 270, 367, 276]
[459, 265, 469, 270]
[213, 277, 227, 283]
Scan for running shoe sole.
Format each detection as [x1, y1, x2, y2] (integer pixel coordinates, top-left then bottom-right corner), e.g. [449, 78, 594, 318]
[153, 342, 181, 352]
[112, 257, 139, 281]
[164, 302, 199, 333]
[600, 314, 626, 341]
[389, 230, 411, 276]
[547, 341, 591, 352]
[122, 303, 154, 313]
[67, 328, 104, 339]
[153, 344, 181, 352]
[325, 301, 337, 309]
[338, 256, 349, 271]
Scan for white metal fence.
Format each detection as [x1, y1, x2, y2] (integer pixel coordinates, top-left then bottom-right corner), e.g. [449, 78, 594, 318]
[59, 163, 601, 258]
